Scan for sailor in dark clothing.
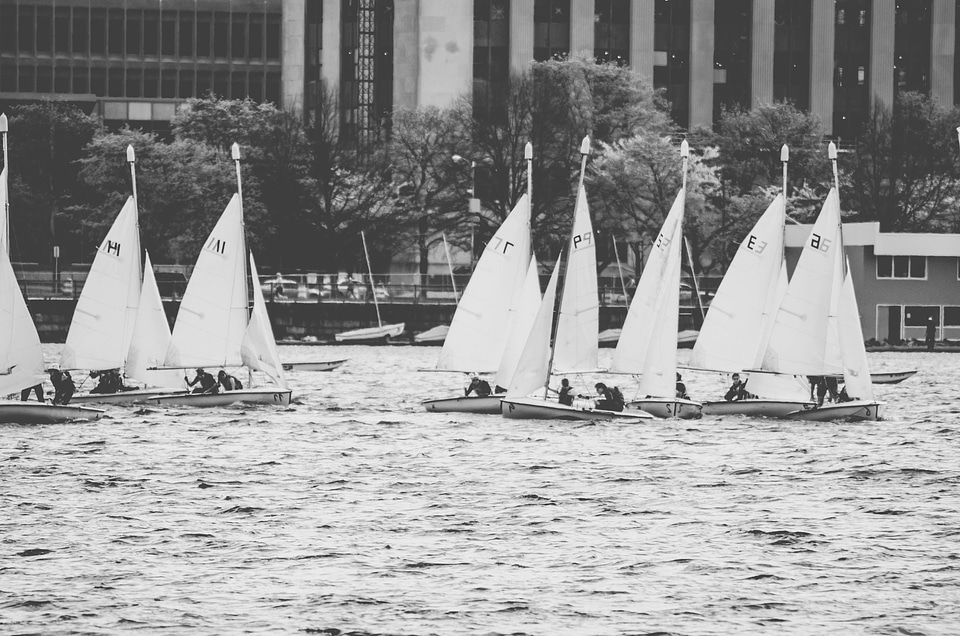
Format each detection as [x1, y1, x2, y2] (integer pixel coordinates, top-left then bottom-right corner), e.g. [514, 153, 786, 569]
[465, 375, 492, 397]
[724, 373, 748, 401]
[185, 368, 218, 394]
[594, 382, 624, 411]
[217, 370, 243, 391]
[47, 369, 75, 405]
[558, 378, 574, 406]
[675, 373, 689, 399]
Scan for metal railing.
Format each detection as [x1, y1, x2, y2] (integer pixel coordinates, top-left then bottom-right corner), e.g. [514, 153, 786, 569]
[19, 269, 720, 308]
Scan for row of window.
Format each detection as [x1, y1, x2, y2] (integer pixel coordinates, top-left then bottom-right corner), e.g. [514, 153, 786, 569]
[900, 306, 960, 328]
[0, 5, 281, 63]
[0, 62, 280, 103]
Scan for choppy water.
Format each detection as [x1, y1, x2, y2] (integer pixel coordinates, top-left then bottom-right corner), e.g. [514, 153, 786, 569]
[1, 345, 958, 635]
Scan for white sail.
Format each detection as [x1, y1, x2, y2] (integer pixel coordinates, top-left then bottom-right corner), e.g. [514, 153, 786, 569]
[611, 189, 686, 375]
[126, 252, 182, 388]
[165, 193, 247, 368]
[435, 194, 531, 372]
[494, 256, 541, 390]
[553, 185, 599, 373]
[61, 196, 141, 372]
[506, 257, 561, 399]
[241, 253, 288, 389]
[0, 246, 45, 397]
[762, 189, 843, 376]
[690, 195, 787, 372]
[636, 207, 684, 397]
[836, 262, 875, 401]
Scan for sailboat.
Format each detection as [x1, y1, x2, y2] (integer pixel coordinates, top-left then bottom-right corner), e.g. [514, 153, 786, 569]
[609, 141, 701, 419]
[146, 143, 291, 407]
[281, 359, 348, 372]
[422, 143, 539, 414]
[65, 146, 184, 404]
[413, 233, 459, 345]
[500, 137, 651, 422]
[694, 145, 814, 417]
[761, 143, 881, 421]
[0, 112, 102, 423]
[334, 231, 405, 343]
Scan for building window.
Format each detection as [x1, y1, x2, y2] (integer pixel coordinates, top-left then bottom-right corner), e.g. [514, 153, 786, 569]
[534, 0, 570, 61]
[894, 0, 931, 94]
[595, 0, 630, 65]
[773, 0, 811, 111]
[213, 12, 229, 58]
[18, 6, 35, 53]
[654, 0, 691, 128]
[474, 0, 511, 112]
[73, 8, 90, 54]
[54, 8, 70, 54]
[876, 255, 927, 279]
[833, 0, 871, 139]
[713, 0, 752, 122]
[108, 9, 124, 56]
[904, 306, 939, 327]
[0, 4, 16, 54]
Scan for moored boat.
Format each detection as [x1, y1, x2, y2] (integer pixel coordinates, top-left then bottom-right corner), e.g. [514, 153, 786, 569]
[282, 359, 348, 372]
[871, 370, 917, 384]
[335, 323, 405, 343]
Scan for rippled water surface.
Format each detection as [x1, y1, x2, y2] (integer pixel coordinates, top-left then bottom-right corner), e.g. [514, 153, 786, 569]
[2, 345, 959, 635]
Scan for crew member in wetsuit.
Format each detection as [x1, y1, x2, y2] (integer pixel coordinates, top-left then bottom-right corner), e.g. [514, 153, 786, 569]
[465, 376, 492, 397]
[186, 368, 218, 394]
[558, 378, 574, 406]
[47, 369, 75, 405]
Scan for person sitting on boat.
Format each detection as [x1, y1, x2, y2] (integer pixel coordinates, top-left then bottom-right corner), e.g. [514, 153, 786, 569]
[465, 375, 492, 397]
[837, 385, 853, 403]
[675, 373, 689, 400]
[824, 375, 839, 403]
[217, 370, 243, 391]
[724, 373, 749, 402]
[47, 369, 75, 405]
[20, 383, 44, 402]
[89, 369, 133, 394]
[594, 383, 624, 412]
[186, 368, 218, 394]
[558, 378, 574, 406]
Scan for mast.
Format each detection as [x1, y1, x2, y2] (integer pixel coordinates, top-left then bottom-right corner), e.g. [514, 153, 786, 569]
[1, 113, 8, 257]
[828, 141, 845, 276]
[231, 142, 250, 313]
[612, 238, 629, 306]
[127, 144, 143, 282]
[678, 141, 704, 328]
[780, 144, 789, 267]
[361, 231, 383, 328]
[525, 141, 533, 226]
[542, 135, 590, 397]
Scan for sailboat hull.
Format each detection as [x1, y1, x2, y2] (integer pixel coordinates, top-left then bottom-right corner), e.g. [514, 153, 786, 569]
[335, 323, 405, 343]
[422, 394, 503, 414]
[626, 397, 702, 419]
[70, 387, 186, 405]
[701, 399, 815, 418]
[282, 359, 348, 372]
[871, 370, 917, 385]
[501, 397, 653, 421]
[145, 388, 292, 407]
[786, 400, 882, 422]
[0, 401, 104, 424]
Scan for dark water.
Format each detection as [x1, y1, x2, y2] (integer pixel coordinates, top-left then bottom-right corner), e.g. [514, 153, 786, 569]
[2, 345, 958, 635]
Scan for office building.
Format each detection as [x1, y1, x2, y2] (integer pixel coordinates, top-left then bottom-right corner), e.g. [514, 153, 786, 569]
[1, 0, 283, 131]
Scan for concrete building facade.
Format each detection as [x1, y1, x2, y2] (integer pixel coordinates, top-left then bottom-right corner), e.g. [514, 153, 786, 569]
[284, 0, 960, 141]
